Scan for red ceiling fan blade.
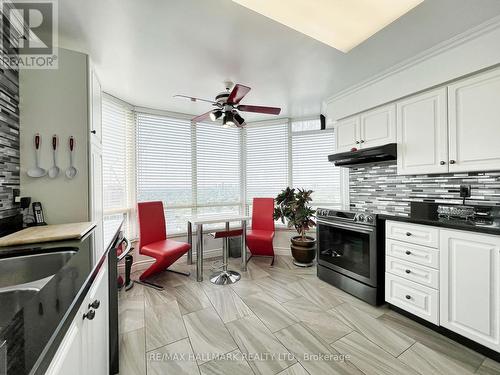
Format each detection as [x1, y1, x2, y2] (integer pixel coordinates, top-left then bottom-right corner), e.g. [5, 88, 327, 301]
[237, 105, 281, 115]
[192, 110, 213, 123]
[227, 84, 251, 104]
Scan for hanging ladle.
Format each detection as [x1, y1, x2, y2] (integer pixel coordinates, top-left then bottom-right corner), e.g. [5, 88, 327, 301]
[27, 133, 47, 178]
[65, 136, 78, 179]
[48, 135, 60, 178]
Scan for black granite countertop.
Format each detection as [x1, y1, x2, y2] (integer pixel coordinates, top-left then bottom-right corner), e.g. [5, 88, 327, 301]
[0, 219, 123, 374]
[378, 214, 500, 236]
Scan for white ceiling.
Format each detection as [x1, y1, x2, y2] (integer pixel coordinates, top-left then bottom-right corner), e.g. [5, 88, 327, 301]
[56, 0, 500, 120]
[231, 0, 424, 53]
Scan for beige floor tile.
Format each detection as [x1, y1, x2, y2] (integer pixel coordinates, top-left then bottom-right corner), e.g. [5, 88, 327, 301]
[241, 292, 298, 332]
[334, 303, 415, 357]
[119, 293, 144, 334]
[199, 349, 254, 375]
[399, 342, 474, 375]
[332, 331, 418, 375]
[283, 297, 352, 344]
[119, 328, 146, 375]
[167, 281, 211, 315]
[230, 279, 265, 298]
[277, 363, 310, 375]
[254, 277, 301, 303]
[145, 299, 187, 351]
[476, 357, 500, 375]
[226, 315, 296, 375]
[378, 310, 485, 372]
[275, 323, 363, 375]
[183, 307, 237, 364]
[291, 279, 344, 310]
[147, 338, 200, 375]
[203, 286, 254, 323]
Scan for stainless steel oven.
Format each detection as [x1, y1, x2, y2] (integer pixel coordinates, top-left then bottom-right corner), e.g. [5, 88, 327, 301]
[316, 208, 383, 305]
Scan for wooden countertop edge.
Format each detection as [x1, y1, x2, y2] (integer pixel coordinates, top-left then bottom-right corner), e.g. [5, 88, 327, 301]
[0, 222, 96, 247]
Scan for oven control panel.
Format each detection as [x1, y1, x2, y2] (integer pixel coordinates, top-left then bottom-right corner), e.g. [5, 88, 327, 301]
[354, 213, 375, 224]
[316, 208, 376, 226]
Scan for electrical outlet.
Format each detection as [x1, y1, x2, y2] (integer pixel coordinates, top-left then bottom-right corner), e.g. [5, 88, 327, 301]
[13, 189, 20, 204]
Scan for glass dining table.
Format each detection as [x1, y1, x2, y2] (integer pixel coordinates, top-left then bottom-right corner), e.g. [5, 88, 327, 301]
[186, 214, 251, 281]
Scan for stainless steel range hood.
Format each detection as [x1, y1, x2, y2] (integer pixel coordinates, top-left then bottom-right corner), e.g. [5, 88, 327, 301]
[328, 143, 397, 167]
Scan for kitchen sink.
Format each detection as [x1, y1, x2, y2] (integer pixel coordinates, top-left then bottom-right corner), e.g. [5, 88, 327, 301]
[0, 288, 38, 330]
[0, 250, 77, 289]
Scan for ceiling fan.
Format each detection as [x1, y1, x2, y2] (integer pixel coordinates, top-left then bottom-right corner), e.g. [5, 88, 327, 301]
[174, 81, 281, 128]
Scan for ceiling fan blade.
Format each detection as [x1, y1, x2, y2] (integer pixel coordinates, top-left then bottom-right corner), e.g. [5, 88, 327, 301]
[192, 111, 213, 123]
[227, 84, 251, 104]
[237, 105, 281, 115]
[173, 94, 216, 105]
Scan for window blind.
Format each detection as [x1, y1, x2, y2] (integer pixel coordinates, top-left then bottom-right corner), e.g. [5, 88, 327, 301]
[292, 125, 341, 208]
[136, 112, 193, 234]
[102, 94, 135, 236]
[245, 121, 289, 205]
[196, 122, 241, 216]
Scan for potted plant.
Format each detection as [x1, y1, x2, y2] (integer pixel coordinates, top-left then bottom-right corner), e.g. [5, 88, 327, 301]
[274, 187, 317, 267]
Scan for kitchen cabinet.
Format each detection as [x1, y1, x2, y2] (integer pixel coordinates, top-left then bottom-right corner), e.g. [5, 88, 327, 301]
[396, 88, 448, 175]
[335, 104, 396, 153]
[335, 116, 360, 152]
[45, 303, 87, 375]
[440, 229, 500, 352]
[448, 68, 500, 172]
[46, 259, 109, 374]
[359, 104, 396, 149]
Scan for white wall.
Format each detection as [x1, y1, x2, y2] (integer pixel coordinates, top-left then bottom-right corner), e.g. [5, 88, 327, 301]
[325, 16, 500, 121]
[20, 48, 90, 224]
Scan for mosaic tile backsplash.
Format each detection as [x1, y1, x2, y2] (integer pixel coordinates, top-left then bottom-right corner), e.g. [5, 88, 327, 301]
[349, 162, 500, 216]
[0, 18, 20, 219]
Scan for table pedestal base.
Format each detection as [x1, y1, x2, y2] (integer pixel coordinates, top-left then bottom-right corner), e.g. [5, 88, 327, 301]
[210, 270, 241, 285]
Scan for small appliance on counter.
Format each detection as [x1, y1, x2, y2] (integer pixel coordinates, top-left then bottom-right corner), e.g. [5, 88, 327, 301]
[316, 208, 384, 305]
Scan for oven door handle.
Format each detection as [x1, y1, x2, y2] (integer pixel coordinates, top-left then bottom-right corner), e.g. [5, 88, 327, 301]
[317, 219, 375, 234]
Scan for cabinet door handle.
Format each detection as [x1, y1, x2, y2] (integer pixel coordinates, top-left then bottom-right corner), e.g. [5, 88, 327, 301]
[355, 141, 360, 144]
[83, 309, 96, 320]
[440, 161, 446, 165]
[406, 232, 412, 236]
[405, 295, 411, 300]
[360, 140, 365, 143]
[89, 299, 100, 310]
[90, 130, 97, 134]
[405, 250, 412, 255]
[405, 269, 411, 274]
[450, 160, 456, 164]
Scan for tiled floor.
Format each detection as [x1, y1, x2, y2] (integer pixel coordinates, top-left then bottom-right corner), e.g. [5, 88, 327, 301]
[118, 256, 499, 375]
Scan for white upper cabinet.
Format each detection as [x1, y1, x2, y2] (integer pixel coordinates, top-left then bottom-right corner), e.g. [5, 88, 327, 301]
[335, 116, 360, 152]
[448, 68, 500, 172]
[440, 229, 500, 352]
[359, 104, 396, 149]
[397, 88, 448, 175]
[335, 104, 395, 153]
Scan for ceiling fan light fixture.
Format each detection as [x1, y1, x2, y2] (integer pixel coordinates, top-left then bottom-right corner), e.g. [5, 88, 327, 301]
[210, 109, 223, 121]
[234, 113, 245, 126]
[224, 111, 235, 127]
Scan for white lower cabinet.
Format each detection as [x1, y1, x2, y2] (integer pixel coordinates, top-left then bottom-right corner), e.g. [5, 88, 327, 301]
[440, 229, 500, 352]
[46, 258, 109, 374]
[386, 220, 500, 352]
[385, 273, 439, 324]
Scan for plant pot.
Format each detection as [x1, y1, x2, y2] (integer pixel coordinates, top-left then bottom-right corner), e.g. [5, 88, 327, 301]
[290, 236, 316, 267]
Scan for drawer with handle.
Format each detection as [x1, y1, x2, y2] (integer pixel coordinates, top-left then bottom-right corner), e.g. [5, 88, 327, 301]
[386, 256, 439, 289]
[386, 239, 439, 269]
[385, 273, 439, 324]
[386, 221, 439, 248]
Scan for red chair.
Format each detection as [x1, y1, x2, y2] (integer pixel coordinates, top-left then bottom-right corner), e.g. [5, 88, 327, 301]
[137, 201, 191, 289]
[246, 198, 275, 266]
